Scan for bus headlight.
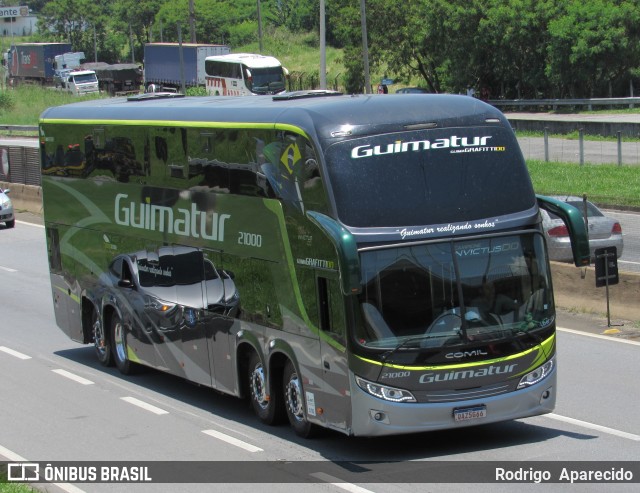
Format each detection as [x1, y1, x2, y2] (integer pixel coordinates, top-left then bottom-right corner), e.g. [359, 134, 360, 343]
[517, 357, 554, 389]
[355, 375, 416, 403]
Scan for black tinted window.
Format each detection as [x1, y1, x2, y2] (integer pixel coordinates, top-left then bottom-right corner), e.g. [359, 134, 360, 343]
[566, 200, 602, 218]
[325, 127, 534, 228]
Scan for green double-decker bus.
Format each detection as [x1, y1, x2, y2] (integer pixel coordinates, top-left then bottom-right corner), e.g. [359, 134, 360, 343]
[39, 91, 588, 437]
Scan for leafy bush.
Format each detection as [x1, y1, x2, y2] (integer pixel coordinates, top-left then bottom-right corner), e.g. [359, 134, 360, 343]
[0, 90, 16, 112]
[185, 86, 207, 96]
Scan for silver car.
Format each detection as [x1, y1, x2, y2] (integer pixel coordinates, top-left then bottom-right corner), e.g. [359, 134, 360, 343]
[541, 195, 623, 262]
[0, 188, 15, 229]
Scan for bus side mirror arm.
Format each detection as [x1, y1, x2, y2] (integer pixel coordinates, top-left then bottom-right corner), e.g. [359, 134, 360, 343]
[306, 211, 361, 296]
[537, 194, 590, 267]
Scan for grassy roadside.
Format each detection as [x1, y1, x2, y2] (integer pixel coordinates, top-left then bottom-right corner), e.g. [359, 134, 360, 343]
[0, 484, 34, 493]
[0, 85, 104, 130]
[0, 470, 35, 493]
[527, 160, 640, 208]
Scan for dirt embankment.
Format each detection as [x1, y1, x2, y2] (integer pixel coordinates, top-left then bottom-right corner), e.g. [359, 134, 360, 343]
[551, 261, 640, 322]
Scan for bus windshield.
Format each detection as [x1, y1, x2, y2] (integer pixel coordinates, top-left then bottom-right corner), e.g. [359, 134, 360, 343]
[246, 65, 286, 94]
[355, 233, 552, 351]
[325, 127, 534, 228]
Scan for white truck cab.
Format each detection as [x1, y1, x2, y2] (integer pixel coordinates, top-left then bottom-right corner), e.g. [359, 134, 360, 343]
[60, 70, 100, 95]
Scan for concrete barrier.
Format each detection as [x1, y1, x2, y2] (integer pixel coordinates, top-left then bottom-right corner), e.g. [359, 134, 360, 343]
[0, 181, 43, 214]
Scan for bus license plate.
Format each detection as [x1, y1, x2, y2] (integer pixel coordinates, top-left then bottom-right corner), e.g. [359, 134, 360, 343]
[453, 405, 487, 422]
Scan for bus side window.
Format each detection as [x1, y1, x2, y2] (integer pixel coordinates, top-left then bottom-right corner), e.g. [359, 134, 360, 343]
[318, 276, 345, 341]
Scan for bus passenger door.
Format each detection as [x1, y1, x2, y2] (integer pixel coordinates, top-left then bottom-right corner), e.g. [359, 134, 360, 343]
[317, 275, 350, 432]
[46, 226, 80, 341]
[202, 249, 236, 393]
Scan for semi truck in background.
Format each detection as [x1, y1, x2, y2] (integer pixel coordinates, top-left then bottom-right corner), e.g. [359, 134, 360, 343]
[82, 62, 143, 96]
[53, 51, 86, 82]
[52, 52, 100, 95]
[3, 42, 72, 85]
[143, 43, 230, 91]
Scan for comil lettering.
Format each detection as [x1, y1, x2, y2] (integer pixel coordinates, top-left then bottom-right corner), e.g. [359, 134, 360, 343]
[114, 193, 230, 241]
[351, 136, 493, 159]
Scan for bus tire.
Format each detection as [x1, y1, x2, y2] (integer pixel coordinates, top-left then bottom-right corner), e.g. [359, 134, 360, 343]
[248, 352, 284, 425]
[110, 313, 138, 375]
[283, 360, 317, 438]
[93, 311, 113, 367]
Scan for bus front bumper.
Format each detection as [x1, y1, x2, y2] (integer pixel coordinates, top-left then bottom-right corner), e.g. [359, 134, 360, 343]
[348, 368, 556, 437]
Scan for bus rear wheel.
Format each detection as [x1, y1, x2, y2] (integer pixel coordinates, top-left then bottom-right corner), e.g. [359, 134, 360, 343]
[283, 360, 317, 438]
[248, 352, 284, 425]
[93, 311, 113, 367]
[111, 313, 138, 375]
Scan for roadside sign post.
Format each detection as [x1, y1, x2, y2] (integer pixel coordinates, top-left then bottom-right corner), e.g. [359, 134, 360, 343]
[594, 247, 619, 327]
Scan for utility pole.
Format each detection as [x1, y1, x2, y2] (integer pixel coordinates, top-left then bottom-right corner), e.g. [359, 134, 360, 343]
[257, 0, 263, 53]
[360, 0, 371, 94]
[320, 0, 326, 89]
[129, 23, 135, 63]
[178, 23, 186, 94]
[189, 0, 196, 43]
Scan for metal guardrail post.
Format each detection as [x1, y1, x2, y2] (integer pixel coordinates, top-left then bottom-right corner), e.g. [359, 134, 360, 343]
[544, 127, 549, 162]
[579, 128, 584, 166]
[488, 96, 640, 109]
[617, 131, 622, 166]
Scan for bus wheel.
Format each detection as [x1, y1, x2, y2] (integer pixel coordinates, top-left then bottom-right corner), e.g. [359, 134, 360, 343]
[283, 360, 316, 438]
[248, 352, 284, 425]
[93, 311, 113, 367]
[110, 313, 137, 375]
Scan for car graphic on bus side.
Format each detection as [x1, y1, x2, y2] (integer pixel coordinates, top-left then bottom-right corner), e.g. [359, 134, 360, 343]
[91, 247, 239, 371]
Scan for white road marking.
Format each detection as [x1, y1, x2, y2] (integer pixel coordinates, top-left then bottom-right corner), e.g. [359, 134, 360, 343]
[310, 472, 377, 493]
[201, 429, 263, 453]
[0, 265, 18, 272]
[557, 326, 640, 346]
[0, 444, 27, 462]
[120, 396, 169, 415]
[0, 444, 87, 493]
[546, 413, 640, 441]
[16, 220, 45, 229]
[0, 346, 31, 359]
[618, 259, 640, 266]
[52, 369, 94, 385]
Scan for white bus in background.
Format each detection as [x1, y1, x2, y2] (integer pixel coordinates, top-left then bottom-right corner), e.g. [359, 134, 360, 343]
[204, 53, 288, 96]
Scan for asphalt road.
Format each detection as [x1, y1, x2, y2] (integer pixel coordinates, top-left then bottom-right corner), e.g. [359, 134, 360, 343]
[1, 219, 639, 492]
[606, 209, 640, 273]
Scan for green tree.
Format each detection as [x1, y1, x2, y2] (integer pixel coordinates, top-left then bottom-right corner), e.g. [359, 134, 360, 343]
[363, 0, 455, 93]
[471, 0, 556, 99]
[155, 0, 260, 46]
[546, 0, 640, 98]
[109, 0, 164, 61]
[38, 0, 101, 47]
